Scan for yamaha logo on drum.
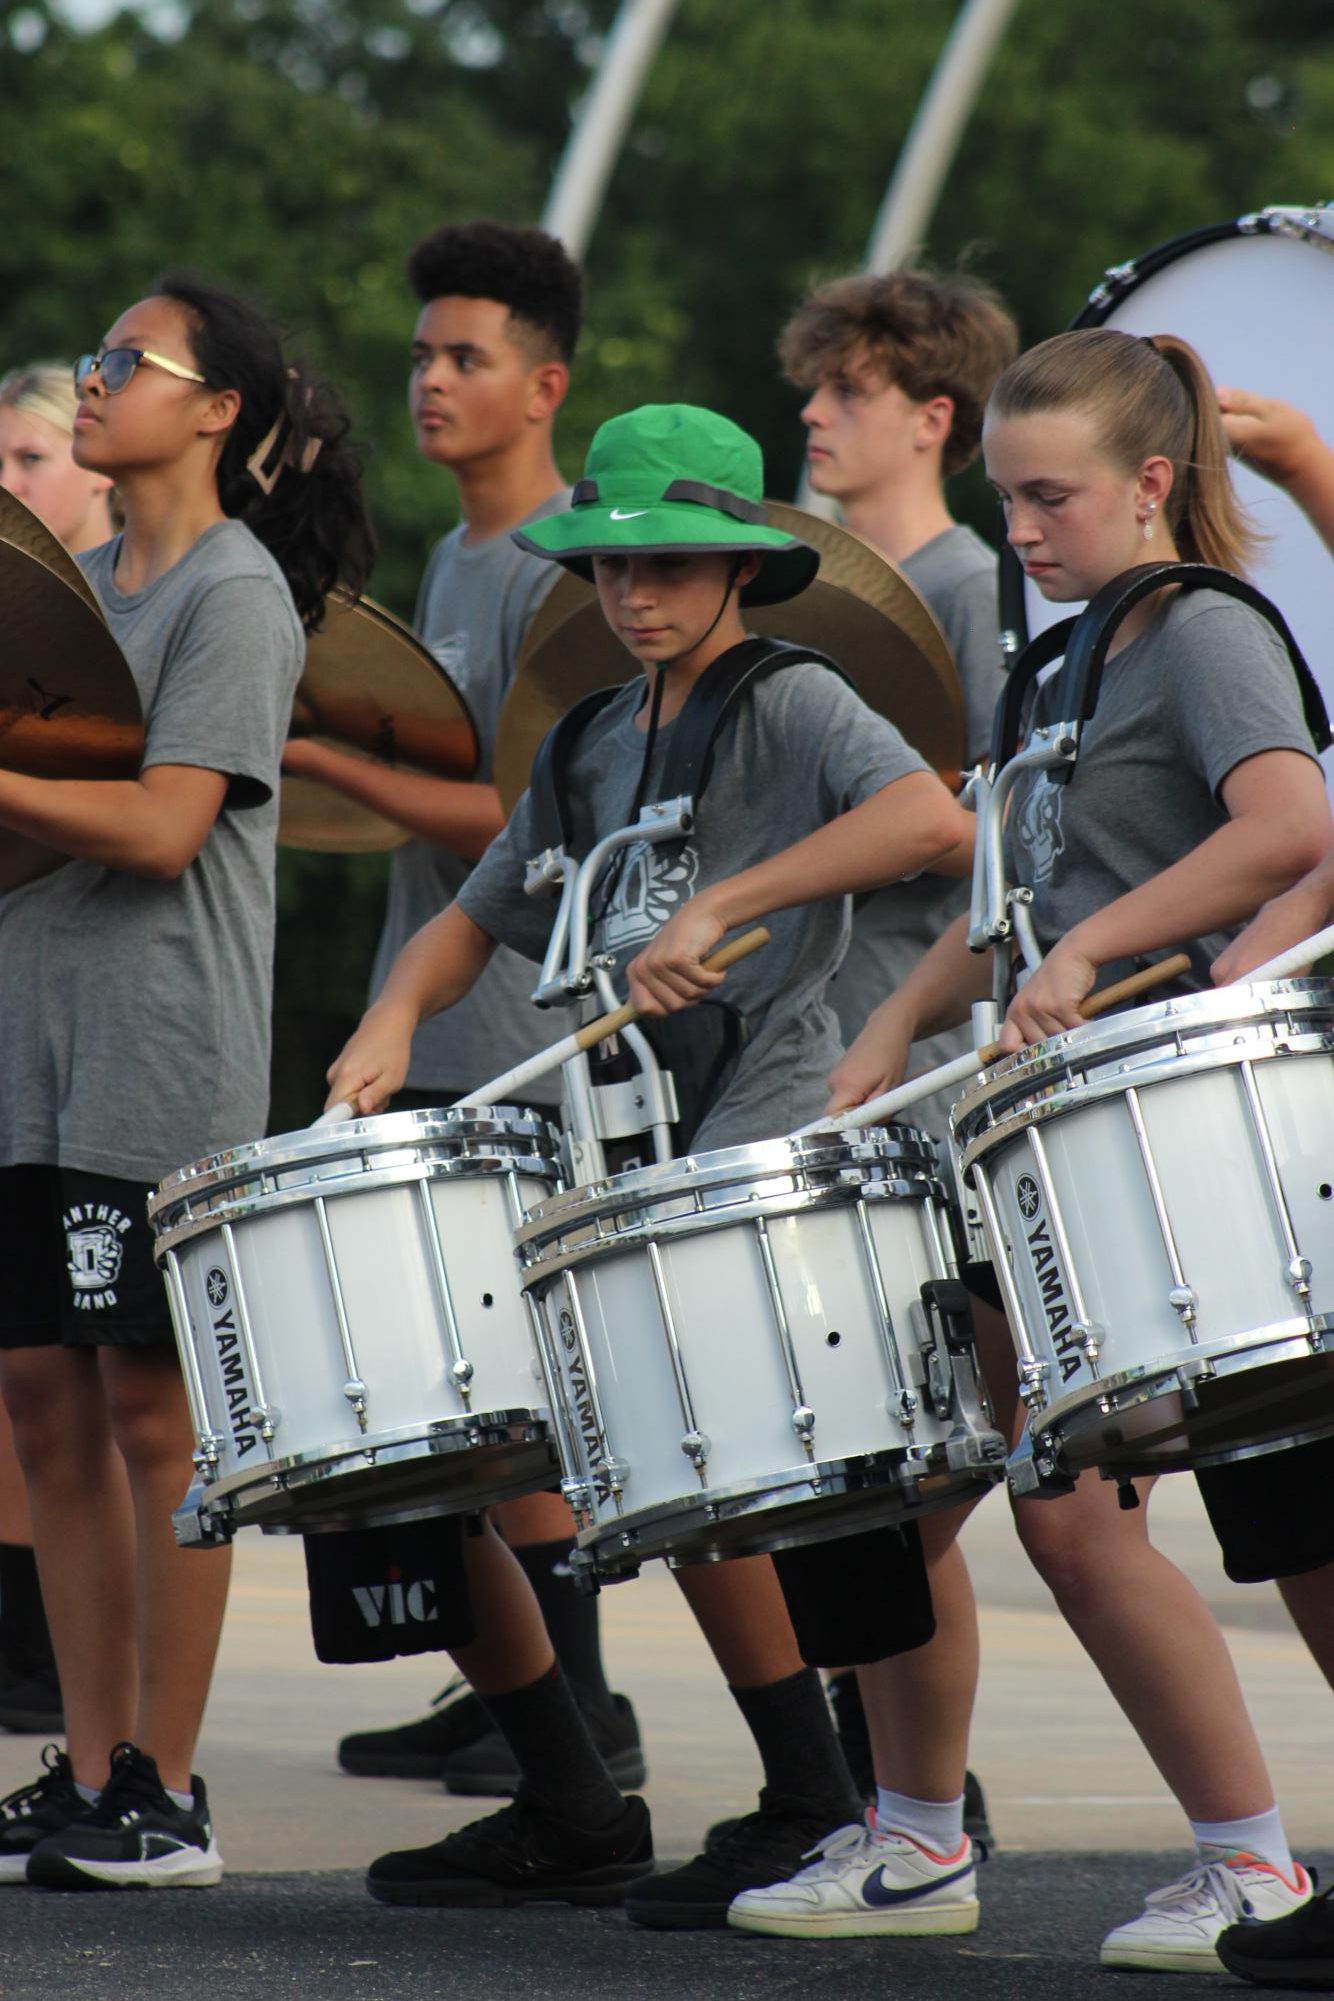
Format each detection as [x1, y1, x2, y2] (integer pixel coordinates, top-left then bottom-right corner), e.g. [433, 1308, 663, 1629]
[205, 1261, 259, 1459]
[557, 1301, 605, 1486]
[1019, 1187, 1083, 1385]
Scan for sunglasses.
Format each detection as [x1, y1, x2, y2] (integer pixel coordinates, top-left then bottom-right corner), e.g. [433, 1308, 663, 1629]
[73, 347, 207, 397]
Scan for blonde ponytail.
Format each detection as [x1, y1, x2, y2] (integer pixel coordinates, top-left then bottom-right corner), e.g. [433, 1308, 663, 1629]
[989, 327, 1258, 576]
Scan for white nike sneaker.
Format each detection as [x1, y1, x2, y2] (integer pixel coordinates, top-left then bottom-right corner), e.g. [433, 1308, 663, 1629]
[726, 1816, 979, 1939]
[1100, 1847, 1313, 1972]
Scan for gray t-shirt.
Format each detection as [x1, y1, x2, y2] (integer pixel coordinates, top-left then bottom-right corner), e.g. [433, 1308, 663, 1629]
[457, 660, 931, 1148]
[1006, 587, 1319, 989]
[0, 520, 304, 1183]
[831, 524, 1005, 1129]
[368, 492, 569, 1100]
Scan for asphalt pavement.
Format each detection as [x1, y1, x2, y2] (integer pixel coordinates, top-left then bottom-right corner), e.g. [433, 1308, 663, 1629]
[1, 1477, 1331, 1998]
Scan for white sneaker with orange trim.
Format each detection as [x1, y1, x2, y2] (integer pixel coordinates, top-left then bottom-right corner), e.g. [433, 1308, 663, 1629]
[726, 1817, 978, 1939]
[1100, 1847, 1313, 1972]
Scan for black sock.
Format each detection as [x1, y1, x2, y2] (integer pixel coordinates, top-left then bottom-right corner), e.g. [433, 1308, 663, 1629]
[730, 1666, 861, 1818]
[480, 1663, 625, 1829]
[513, 1539, 611, 1706]
[0, 1543, 53, 1674]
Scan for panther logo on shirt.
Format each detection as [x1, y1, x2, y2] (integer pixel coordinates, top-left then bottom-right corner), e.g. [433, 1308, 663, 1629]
[63, 1203, 133, 1311]
[1015, 775, 1066, 884]
[598, 841, 701, 953]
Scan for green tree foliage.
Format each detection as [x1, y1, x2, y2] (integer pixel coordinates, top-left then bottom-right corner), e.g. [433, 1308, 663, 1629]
[3, 0, 1333, 1127]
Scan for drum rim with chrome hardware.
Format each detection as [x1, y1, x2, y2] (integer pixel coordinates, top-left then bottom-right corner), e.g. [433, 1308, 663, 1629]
[520, 1127, 1005, 1578]
[152, 1103, 566, 1541]
[955, 977, 1334, 1476]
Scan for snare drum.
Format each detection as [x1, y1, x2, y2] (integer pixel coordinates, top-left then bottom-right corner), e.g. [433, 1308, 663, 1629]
[953, 980, 1334, 1475]
[515, 1128, 1006, 1579]
[150, 1105, 563, 1540]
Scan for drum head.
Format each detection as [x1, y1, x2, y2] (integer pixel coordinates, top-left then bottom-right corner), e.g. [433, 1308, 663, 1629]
[1018, 210, 1334, 775]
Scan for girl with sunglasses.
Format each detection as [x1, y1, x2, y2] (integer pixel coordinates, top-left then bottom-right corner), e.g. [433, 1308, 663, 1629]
[0, 273, 373, 1890]
[730, 329, 1332, 1968]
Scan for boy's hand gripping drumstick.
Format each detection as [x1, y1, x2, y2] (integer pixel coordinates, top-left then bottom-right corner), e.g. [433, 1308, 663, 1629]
[316, 926, 770, 1125]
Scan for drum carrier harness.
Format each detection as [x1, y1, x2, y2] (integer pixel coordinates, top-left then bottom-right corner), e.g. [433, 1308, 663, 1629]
[967, 562, 1331, 1032]
[521, 636, 854, 1185]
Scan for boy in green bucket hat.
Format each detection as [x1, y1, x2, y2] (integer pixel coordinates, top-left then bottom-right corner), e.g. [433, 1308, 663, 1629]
[326, 403, 977, 1925]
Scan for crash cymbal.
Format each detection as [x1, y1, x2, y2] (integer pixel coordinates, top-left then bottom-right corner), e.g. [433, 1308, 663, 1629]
[279, 593, 479, 853]
[0, 540, 144, 891]
[0, 487, 107, 620]
[493, 500, 964, 814]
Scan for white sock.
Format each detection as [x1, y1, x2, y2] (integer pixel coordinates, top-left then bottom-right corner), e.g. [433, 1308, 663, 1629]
[875, 1787, 965, 1855]
[166, 1785, 194, 1812]
[74, 1781, 99, 1806]
[1190, 1806, 1293, 1876]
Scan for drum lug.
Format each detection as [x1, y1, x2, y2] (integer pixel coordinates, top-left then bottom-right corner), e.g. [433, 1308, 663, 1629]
[894, 1388, 919, 1428]
[791, 1406, 817, 1457]
[342, 1378, 369, 1432]
[192, 1438, 223, 1479]
[1074, 1322, 1105, 1371]
[1168, 1285, 1199, 1326]
[1287, 1257, 1314, 1299]
[1017, 1359, 1050, 1410]
[680, 1429, 711, 1478]
[254, 1405, 280, 1442]
[450, 1357, 475, 1409]
[595, 1456, 630, 1507]
[561, 1478, 594, 1526]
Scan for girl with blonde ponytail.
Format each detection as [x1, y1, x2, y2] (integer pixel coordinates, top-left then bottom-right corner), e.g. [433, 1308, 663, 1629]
[740, 327, 1334, 1969]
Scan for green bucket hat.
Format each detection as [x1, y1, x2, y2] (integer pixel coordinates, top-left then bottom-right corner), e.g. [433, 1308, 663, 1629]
[513, 403, 820, 606]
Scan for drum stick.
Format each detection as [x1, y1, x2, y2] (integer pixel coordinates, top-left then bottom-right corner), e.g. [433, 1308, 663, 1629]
[457, 926, 770, 1109]
[311, 927, 769, 1126]
[1234, 920, 1334, 985]
[797, 950, 1193, 1137]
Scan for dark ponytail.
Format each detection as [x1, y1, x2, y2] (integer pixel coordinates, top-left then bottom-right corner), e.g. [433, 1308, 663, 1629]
[151, 270, 375, 630]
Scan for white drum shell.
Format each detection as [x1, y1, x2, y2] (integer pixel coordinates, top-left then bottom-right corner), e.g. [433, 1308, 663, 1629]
[955, 982, 1334, 1470]
[151, 1107, 561, 1533]
[517, 1131, 1005, 1572]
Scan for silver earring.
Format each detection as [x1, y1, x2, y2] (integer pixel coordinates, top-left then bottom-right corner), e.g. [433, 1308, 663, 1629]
[1141, 502, 1157, 543]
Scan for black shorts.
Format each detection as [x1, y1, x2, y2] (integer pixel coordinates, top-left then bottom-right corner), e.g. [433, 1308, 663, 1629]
[0, 1165, 175, 1350]
[1195, 1437, 1334, 1583]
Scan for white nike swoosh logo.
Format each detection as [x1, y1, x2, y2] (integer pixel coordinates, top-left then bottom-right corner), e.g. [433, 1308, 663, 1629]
[609, 508, 649, 520]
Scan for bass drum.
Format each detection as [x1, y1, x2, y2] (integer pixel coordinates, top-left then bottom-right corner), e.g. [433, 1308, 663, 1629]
[1004, 204, 1334, 775]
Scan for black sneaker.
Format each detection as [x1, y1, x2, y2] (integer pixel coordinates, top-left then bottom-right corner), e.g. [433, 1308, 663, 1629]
[338, 1677, 492, 1779]
[1217, 1880, 1334, 1989]
[443, 1692, 646, 1797]
[366, 1790, 653, 1907]
[0, 1665, 64, 1736]
[26, 1741, 223, 1890]
[0, 1745, 83, 1884]
[963, 1768, 995, 1859]
[625, 1788, 849, 1931]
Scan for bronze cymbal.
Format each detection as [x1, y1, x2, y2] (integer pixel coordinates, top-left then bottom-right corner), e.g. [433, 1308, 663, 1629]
[0, 487, 107, 621]
[493, 500, 964, 815]
[279, 593, 480, 854]
[0, 540, 144, 892]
